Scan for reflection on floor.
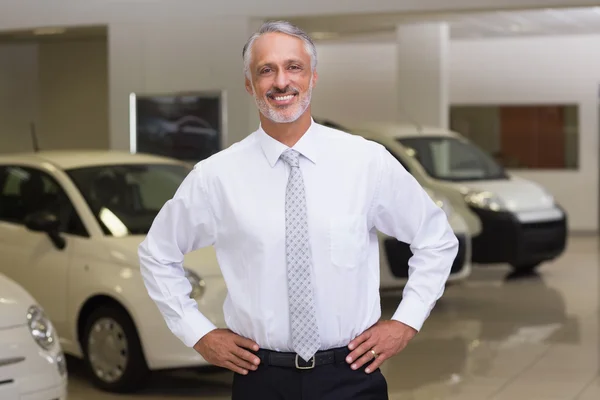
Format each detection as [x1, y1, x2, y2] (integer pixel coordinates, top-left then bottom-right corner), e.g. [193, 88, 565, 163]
[67, 236, 599, 400]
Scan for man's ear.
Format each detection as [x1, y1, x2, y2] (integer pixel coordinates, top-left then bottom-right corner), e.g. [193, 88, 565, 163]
[245, 76, 254, 95]
[311, 70, 318, 89]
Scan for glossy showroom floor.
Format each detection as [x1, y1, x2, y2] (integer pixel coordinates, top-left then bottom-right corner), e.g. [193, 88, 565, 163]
[67, 236, 599, 400]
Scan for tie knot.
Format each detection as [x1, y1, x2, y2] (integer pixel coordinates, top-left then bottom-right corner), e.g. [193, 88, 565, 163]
[280, 148, 300, 168]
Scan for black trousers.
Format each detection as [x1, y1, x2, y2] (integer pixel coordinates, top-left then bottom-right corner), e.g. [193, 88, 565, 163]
[231, 349, 389, 400]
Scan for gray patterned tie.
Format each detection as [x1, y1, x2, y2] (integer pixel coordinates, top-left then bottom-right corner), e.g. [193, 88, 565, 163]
[280, 148, 321, 363]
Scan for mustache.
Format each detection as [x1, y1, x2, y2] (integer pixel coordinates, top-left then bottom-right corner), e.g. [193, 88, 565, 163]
[266, 86, 299, 97]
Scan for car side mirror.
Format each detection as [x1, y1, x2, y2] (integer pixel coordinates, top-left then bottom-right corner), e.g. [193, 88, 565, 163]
[24, 211, 66, 250]
[24, 210, 59, 232]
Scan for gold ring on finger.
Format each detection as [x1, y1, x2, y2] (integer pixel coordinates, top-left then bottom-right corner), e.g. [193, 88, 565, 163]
[370, 349, 378, 358]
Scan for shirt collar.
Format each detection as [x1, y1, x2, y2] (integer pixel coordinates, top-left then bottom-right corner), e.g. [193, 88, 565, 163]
[257, 118, 319, 168]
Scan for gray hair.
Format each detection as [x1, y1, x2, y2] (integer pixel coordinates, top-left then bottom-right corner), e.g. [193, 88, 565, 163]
[242, 20, 317, 78]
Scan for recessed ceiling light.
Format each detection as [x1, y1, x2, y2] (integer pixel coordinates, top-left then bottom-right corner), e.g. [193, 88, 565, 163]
[32, 27, 67, 35]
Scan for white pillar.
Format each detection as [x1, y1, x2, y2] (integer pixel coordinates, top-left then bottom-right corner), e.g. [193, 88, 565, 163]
[396, 22, 449, 129]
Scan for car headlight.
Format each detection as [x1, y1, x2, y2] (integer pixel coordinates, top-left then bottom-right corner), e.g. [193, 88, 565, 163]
[184, 268, 206, 299]
[464, 190, 506, 211]
[26, 305, 57, 351]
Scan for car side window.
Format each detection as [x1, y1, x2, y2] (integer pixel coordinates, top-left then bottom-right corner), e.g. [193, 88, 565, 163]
[0, 166, 31, 224]
[0, 166, 88, 237]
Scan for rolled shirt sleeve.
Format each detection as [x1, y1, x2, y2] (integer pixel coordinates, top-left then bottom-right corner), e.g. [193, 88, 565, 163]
[370, 144, 459, 332]
[138, 162, 218, 347]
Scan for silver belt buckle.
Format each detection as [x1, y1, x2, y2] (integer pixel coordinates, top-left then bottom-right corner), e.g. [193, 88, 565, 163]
[295, 354, 316, 369]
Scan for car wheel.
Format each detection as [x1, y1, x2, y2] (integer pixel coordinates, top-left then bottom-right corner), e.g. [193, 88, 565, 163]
[82, 305, 149, 393]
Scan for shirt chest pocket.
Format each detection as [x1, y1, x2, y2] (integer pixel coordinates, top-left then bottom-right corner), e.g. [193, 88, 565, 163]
[329, 214, 369, 269]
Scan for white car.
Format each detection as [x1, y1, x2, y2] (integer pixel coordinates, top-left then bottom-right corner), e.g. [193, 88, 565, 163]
[0, 273, 67, 400]
[0, 151, 228, 393]
[347, 121, 568, 273]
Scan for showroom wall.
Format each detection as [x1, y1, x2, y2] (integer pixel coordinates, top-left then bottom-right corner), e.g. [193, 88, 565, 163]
[3, 0, 598, 154]
[107, 16, 262, 152]
[311, 42, 398, 125]
[313, 34, 600, 232]
[450, 34, 600, 232]
[0, 38, 108, 153]
[38, 38, 109, 150]
[0, 44, 38, 153]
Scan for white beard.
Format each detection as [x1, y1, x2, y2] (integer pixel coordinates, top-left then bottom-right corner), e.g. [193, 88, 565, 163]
[252, 77, 313, 123]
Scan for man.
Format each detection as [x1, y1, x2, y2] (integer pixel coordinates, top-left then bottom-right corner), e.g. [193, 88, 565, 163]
[138, 20, 458, 399]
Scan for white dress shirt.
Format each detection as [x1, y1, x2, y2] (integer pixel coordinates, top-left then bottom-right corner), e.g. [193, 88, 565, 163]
[138, 119, 458, 352]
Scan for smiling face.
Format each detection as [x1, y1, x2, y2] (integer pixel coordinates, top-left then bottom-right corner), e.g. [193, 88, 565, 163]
[245, 32, 317, 124]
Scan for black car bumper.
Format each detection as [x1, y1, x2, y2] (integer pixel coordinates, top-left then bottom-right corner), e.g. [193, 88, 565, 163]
[383, 234, 467, 279]
[470, 206, 568, 266]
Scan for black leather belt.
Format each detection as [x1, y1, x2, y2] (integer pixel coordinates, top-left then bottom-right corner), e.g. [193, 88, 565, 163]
[254, 347, 350, 369]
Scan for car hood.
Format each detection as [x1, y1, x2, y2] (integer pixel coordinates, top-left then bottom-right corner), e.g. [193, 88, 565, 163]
[101, 236, 223, 278]
[0, 273, 35, 330]
[447, 175, 555, 212]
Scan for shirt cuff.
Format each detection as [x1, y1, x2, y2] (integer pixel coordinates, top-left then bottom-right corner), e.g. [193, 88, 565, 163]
[390, 295, 432, 332]
[179, 309, 218, 348]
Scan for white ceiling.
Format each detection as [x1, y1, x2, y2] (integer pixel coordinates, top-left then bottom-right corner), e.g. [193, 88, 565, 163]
[283, 6, 600, 41]
[0, 6, 599, 44]
[450, 6, 600, 39]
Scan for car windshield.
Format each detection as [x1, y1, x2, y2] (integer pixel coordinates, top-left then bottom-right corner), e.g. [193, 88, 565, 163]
[66, 163, 191, 236]
[397, 136, 508, 181]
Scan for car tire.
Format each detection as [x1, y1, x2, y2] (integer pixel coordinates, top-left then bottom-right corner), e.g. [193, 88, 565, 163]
[82, 304, 149, 393]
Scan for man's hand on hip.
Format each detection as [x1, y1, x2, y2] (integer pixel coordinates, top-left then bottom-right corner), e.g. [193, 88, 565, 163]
[346, 320, 417, 374]
[193, 329, 261, 375]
